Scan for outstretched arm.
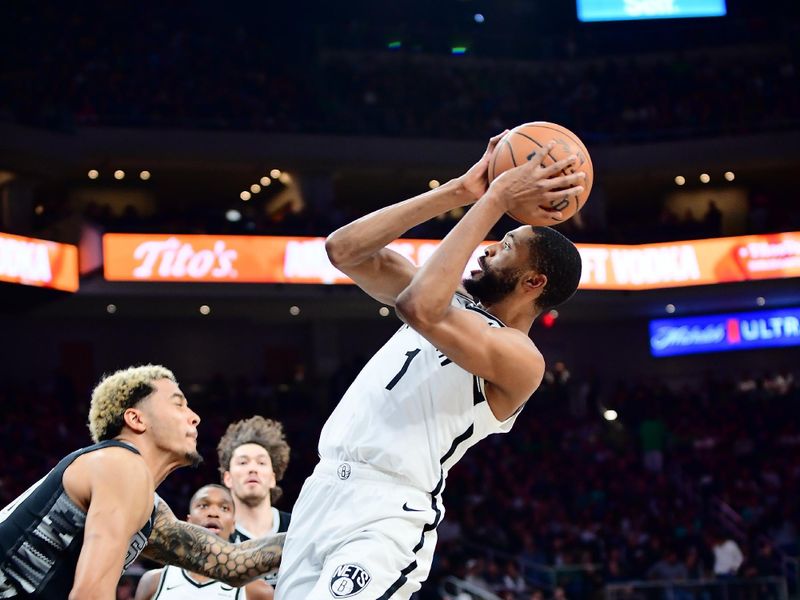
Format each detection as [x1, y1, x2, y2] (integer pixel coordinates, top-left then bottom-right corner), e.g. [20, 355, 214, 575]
[325, 132, 506, 305]
[141, 500, 284, 587]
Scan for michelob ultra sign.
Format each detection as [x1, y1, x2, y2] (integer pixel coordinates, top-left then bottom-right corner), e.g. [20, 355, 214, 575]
[650, 308, 800, 357]
[0, 232, 79, 292]
[103, 231, 800, 290]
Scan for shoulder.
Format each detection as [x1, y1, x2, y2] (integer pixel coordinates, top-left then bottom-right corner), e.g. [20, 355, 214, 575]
[64, 443, 151, 512]
[134, 568, 164, 600]
[82, 444, 149, 473]
[84, 446, 152, 492]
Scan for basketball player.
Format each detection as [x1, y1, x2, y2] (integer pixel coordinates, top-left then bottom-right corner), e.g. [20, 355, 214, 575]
[134, 484, 272, 599]
[274, 135, 586, 599]
[0, 365, 283, 600]
[218, 416, 292, 542]
[218, 416, 292, 590]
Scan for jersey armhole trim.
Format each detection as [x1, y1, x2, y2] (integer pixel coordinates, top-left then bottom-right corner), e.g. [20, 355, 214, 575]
[152, 568, 168, 599]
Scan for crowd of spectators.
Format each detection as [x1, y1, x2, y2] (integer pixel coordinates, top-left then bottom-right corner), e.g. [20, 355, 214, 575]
[1, 359, 797, 599]
[2, 3, 799, 144]
[431, 367, 799, 599]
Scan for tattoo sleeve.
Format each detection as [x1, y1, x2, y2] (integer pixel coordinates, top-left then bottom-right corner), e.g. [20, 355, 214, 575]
[141, 500, 284, 587]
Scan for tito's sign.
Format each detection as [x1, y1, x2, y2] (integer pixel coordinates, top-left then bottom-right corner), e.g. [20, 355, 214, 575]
[102, 231, 800, 290]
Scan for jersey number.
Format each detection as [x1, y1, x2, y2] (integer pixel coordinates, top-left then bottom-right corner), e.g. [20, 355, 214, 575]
[386, 348, 421, 390]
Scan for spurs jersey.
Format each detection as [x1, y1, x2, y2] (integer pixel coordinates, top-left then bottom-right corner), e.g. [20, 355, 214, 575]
[318, 292, 523, 494]
[151, 565, 244, 599]
[0, 440, 157, 599]
[230, 508, 291, 586]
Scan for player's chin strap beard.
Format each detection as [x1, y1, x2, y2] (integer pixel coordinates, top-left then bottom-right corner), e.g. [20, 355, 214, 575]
[186, 452, 204, 468]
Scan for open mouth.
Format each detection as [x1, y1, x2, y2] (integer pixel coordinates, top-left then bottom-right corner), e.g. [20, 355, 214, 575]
[204, 522, 222, 535]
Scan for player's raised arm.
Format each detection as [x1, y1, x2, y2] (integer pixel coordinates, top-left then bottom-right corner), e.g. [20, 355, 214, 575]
[69, 450, 154, 600]
[324, 132, 506, 305]
[141, 500, 284, 587]
[396, 145, 585, 419]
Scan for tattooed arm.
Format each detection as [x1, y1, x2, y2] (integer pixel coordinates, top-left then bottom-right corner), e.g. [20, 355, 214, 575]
[140, 499, 284, 587]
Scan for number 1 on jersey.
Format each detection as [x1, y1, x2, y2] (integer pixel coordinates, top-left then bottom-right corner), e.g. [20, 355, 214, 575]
[386, 348, 421, 390]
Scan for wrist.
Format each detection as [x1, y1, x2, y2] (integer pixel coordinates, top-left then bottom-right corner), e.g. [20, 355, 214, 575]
[447, 176, 480, 204]
[477, 188, 508, 214]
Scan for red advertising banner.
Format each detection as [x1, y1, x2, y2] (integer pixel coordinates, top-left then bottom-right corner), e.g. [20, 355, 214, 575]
[103, 232, 800, 291]
[0, 232, 79, 292]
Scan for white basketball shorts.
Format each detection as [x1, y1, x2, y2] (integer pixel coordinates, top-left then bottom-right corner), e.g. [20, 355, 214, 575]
[274, 459, 442, 600]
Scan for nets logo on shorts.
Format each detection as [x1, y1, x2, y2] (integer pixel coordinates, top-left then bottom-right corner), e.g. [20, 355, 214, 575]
[329, 563, 371, 598]
[337, 463, 352, 480]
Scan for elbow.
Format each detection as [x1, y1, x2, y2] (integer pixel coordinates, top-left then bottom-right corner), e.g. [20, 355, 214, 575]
[325, 233, 350, 268]
[395, 288, 435, 330]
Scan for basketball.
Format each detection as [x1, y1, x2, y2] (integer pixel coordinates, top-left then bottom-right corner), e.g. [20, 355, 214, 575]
[488, 122, 594, 224]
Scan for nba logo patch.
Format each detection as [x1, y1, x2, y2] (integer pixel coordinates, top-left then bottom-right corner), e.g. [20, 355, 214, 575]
[329, 563, 371, 598]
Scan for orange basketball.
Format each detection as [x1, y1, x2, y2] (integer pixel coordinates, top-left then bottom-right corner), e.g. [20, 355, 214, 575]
[488, 122, 594, 224]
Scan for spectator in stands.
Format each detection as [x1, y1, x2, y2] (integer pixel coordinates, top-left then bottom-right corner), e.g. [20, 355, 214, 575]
[708, 530, 745, 577]
[501, 560, 528, 595]
[646, 548, 688, 581]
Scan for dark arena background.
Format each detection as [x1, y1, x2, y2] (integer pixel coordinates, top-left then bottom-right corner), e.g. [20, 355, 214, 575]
[2, 1, 800, 598]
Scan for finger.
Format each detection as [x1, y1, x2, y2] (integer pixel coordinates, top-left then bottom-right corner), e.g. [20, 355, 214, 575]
[540, 172, 586, 189]
[527, 141, 556, 169]
[537, 207, 564, 222]
[540, 154, 579, 177]
[486, 129, 509, 152]
[544, 186, 584, 201]
[489, 130, 509, 144]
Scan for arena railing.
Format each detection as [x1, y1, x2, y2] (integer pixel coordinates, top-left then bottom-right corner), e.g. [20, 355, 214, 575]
[460, 540, 602, 592]
[604, 576, 788, 600]
[437, 576, 502, 600]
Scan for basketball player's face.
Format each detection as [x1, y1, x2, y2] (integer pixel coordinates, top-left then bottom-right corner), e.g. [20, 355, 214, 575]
[142, 378, 202, 467]
[187, 486, 236, 539]
[463, 226, 533, 305]
[223, 443, 276, 507]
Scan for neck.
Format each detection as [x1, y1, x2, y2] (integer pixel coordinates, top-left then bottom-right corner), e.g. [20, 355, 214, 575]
[187, 571, 210, 584]
[114, 435, 186, 486]
[233, 496, 275, 537]
[481, 297, 539, 334]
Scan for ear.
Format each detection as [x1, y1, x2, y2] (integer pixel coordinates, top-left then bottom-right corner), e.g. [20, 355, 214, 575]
[122, 407, 147, 435]
[222, 471, 233, 489]
[522, 273, 547, 294]
[268, 470, 277, 489]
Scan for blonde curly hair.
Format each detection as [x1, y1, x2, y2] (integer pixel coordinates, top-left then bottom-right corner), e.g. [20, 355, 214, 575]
[217, 416, 291, 504]
[88, 364, 177, 443]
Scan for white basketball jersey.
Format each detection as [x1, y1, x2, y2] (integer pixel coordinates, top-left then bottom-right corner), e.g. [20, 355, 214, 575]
[318, 292, 523, 493]
[153, 565, 244, 599]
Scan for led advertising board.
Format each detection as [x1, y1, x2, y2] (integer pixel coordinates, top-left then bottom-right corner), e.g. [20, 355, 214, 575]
[103, 232, 800, 290]
[650, 308, 800, 357]
[577, 0, 726, 22]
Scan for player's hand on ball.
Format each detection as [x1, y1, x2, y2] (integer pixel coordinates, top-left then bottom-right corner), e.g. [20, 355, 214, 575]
[490, 141, 586, 225]
[457, 130, 509, 201]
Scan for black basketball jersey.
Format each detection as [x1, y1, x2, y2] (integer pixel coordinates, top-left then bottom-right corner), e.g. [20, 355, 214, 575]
[0, 440, 157, 599]
[230, 508, 291, 586]
[230, 508, 291, 543]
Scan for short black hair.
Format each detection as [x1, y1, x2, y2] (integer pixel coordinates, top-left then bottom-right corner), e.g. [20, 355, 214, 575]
[189, 483, 233, 512]
[526, 226, 582, 311]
